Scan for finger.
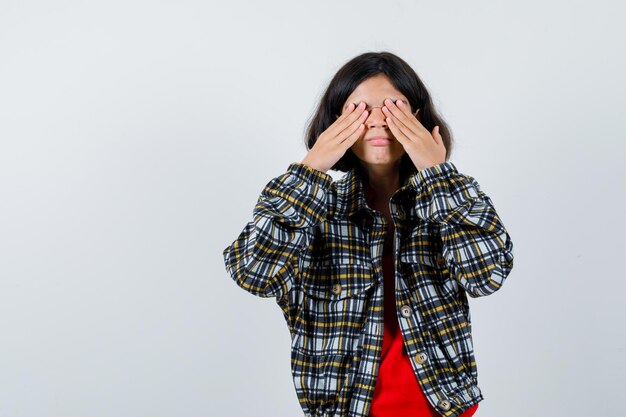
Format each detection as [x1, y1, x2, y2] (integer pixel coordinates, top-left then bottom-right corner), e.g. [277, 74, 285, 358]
[384, 108, 417, 145]
[412, 109, 432, 138]
[382, 98, 420, 137]
[399, 100, 427, 132]
[337, 110, 368, 143]
[410, 106, 429, 135]
[332, 102, 358, 124]
[383, 99, 427, 136]
[331, 102, 367, 137]
[340, 119, 366, 148]
[336, 102, 355, 120]
[432, 125, 443, 145]
[386, 114, 412, 147]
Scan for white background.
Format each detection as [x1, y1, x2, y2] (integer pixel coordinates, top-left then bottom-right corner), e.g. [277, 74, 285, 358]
[1, 1, 625, 416]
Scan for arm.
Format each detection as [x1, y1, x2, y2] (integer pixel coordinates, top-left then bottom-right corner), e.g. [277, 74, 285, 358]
[222, 162, 333, 299]
[408, 161, 514, 298]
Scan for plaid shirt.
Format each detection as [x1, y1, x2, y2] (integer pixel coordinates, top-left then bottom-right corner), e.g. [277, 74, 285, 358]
[222, 161, 514, 417]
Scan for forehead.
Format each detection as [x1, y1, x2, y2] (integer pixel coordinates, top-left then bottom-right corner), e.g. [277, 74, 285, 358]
[343, 76, 408, 109]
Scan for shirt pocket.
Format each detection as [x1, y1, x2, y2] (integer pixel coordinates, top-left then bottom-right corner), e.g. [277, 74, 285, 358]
[429, 310, 478, 384]
[300, 262, 376, 300]
[292, 262, 376, 357]
[398, 220, 447, 270]
[291, 263, 372, 414]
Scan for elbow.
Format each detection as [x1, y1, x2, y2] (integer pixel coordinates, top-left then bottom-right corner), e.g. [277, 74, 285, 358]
[224, 261, 277, 299]
[459, 239, 514, 298]
[222, 244, 290, 299]
[231, 273, 281, 299]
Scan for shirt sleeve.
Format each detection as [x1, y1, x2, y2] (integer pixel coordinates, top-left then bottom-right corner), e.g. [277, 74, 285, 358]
[408, 161, 515, 297]
[222, 162, 333, 299]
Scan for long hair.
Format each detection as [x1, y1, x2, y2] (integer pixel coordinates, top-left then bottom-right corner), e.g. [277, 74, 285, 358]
[304, 51, 454, 182]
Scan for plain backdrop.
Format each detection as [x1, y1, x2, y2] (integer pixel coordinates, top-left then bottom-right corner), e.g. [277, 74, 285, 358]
[1, 1, 625, 416]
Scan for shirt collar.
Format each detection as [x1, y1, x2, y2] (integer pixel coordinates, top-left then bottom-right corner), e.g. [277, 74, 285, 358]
[331, 166, 415, 220]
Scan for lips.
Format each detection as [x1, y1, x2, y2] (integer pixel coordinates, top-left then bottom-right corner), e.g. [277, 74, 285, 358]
[366, 136, 392, 145]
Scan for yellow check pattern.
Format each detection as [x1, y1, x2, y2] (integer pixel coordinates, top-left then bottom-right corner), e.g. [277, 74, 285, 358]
[223, 160, 514, 417]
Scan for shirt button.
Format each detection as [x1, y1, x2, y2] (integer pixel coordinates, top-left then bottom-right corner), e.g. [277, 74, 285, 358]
[436, 255, 445, 267]
[438, 399, 451, 411]
[331, 283, 342, 295]
[415, 352, 428, 364]
[400, 305, 412, 317]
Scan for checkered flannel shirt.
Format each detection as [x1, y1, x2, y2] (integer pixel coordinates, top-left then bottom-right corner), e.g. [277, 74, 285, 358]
[222, 161, 514, 417]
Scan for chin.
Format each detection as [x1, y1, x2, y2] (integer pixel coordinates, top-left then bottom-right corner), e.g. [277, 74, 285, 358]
[355, 152, 405, 167]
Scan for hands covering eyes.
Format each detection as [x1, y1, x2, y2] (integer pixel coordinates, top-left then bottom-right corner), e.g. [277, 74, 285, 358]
[300, 99, 447, 174]
[380, 98, 447, 171]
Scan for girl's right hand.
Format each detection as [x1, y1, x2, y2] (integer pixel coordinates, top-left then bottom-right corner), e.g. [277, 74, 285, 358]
[300, 101, 368, 173]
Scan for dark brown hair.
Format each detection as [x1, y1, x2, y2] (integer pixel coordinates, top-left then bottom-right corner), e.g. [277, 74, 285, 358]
[304, 51, 454, 181]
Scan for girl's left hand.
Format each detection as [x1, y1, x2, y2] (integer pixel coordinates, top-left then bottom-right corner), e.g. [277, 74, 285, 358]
[382, 98, 447, 171]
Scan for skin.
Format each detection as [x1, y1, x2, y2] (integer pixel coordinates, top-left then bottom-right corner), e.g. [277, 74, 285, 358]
[302, 74, 446, 231]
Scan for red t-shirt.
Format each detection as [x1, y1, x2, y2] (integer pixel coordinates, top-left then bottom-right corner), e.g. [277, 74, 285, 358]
[368, 237, 478, 417]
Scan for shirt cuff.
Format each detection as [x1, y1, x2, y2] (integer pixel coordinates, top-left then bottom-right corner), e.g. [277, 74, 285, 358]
[408, 161, 459, 190]
[286, 162, 334, 189]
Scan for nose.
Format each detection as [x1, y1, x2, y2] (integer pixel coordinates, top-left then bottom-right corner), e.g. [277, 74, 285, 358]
[365, 106, 388, 129]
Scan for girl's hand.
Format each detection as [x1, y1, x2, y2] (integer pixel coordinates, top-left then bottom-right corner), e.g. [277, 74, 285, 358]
[301, 101, 369, 173]
[382, 98, 447, 171]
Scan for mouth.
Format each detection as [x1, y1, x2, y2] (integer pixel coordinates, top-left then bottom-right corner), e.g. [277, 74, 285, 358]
[366, 136, 392, 146]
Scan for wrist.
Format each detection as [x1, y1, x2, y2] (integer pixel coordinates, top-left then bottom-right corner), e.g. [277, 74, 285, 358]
[300, 158, 328, 174]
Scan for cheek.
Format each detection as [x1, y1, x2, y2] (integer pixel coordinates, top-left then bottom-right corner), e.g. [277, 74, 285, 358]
[349, 138, 364, 152]
[349, 139, 368, 158]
